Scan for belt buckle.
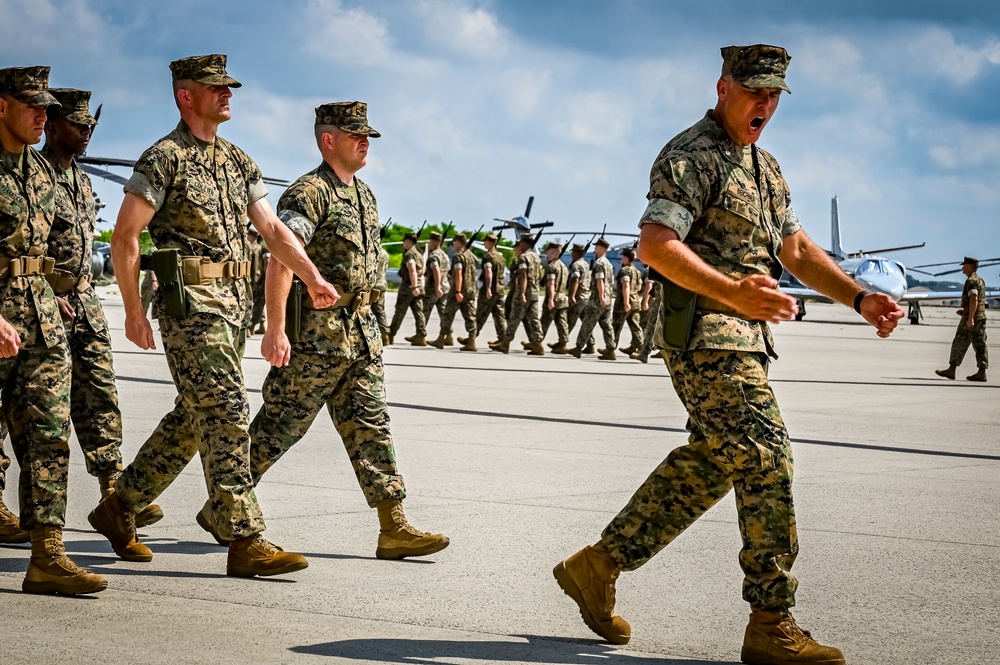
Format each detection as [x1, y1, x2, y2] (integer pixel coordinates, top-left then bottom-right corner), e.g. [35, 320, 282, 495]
[351, 291, 370, 314]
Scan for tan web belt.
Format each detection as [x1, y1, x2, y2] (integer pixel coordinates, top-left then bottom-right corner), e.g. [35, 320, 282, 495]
[180, 258, 252, 286]
[46, 269, 92, 295]
[303, 288, 384, 312]
[0, 254, 56, 279]
[695, 296, 744, 318]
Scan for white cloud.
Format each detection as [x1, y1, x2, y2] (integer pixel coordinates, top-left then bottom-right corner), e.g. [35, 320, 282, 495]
[904, 27, 1000, 85]
[414, 0, 510, 60]
[301, 0, 396, 67]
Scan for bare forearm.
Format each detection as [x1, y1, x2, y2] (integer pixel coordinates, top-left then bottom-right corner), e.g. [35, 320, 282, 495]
[454, 271, 463, 293]
[637, 224, 739, 301]
[780, 230, 862, 307]
[111, 194, 154, 317]
[249, 200, 324, 288]
[265, 256, 293, 329]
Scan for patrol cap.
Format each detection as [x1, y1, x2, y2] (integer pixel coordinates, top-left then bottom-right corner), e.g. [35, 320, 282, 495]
[403, 232, 418, 243]
[518, 233, 534, 245]
[721, 44, 791, 94]
[429, 231, 442, 241]
[963, 256, 979, 266]
[595, 237, 610, 249]
[622, 247, 636, 260]
[544, 241, 561, 252]
[484, 232, 498, 243]
[169, 54, 241, 88]
[47, 88, 97, 126]
[0, 66, 59, 107]
[452, 232, 468, 244]
[315, 101, 381, 138]
[571, 243, 586, 253]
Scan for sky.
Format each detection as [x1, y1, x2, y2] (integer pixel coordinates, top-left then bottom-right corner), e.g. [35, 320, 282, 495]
[3, 0, 999, 282]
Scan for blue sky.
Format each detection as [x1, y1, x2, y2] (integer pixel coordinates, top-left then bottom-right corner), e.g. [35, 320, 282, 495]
[3, 0, 998, 281]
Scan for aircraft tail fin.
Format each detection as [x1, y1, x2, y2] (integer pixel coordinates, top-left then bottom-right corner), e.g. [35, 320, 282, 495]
[831, 196, 846, 260]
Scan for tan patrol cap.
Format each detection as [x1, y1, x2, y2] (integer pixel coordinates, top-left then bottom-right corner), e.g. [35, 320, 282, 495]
[48, 88, 97, 125]
[315, 101, 381, 137]
[595, 237, 610, 249]
[169, 54, 241, 88]
[721, 44, 791, 93]
[0, 66, 59, 107]
[484, 232, 498, 243]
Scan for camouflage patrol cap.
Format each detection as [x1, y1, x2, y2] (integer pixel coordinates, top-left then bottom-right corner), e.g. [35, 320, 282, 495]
[484, 232, 498, 243]
[0, 66, 59, 107]
[403, 232, 418, 243]
[543, 241, 561, 252]
[429, 231, 442, 241]
[595, 237, 610, 248]
[315, 101, 381, 138]
[518, 233, 534, 245]
[963, 256, 979, 266]
[169, 54, 241, 88]
[571, 243, 586, 253]
[48, 88, 97, 125]
[452, 232, 469, 244]
[721, 44, 791, 93]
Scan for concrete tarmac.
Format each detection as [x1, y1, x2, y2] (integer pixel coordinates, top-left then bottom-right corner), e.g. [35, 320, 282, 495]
[1, 290, 997, 665]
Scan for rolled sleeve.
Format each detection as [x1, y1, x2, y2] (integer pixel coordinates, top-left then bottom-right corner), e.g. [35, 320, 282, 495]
[247, 178, 269, 207]
[278, 209, 315, 245]
[123, 172, 165, 211]
[639, 198, 696, 240]
[781, 203, 802, 238]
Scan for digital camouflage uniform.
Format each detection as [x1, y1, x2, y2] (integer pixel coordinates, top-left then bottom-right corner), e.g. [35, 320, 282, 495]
[39, 136, 124, 481]
[140, 269, 157, 316]
[575, 253, 615, 350]
[248, 236, 266, 331]
[567, 255, 591, 334]
[249, 160, 405, 507]
[504, 247, 543, 343]
[949, 272, 989, 369]
[612, 262, 644, 350]
[372, 245, 390, 335]
[475, 244, 507, 340]
[0, 129, 73, 530]
[637, 277, 662, 358]
[540, 254, 570, 346]
[439, 245, 478, 338]
[601, 111, 803, 610]
[422, 244, 450, 323]
[389, 245, 426, 338]
[114, 118, 268, 541]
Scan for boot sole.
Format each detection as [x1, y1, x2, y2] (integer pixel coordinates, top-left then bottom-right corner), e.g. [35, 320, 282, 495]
[227, 559, 309, 578]
[135, 505, 164, 529]
[741, 647, 844, 665]
[375, 537, 450, 560]
[22, 578, 108, 595]
[0, 533, 31, 544]
[196, 509, 231, 546]
[87, 511, 153, 562]
[552, 561, 630, 645]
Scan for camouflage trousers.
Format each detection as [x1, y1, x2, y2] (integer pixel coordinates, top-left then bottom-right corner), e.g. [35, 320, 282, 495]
[637, 292, 663, 356]
[423, 292, 447, 326]
[371, 291, 389, 334]
[949, 317, 989, 369]
[140, 270, 156, 317]
[475, 290, 507, 340]
[249, 351, 406, 508]
[115, 313, 264, 541]
[540, 305, 570, 345]
[439, 293, 477, 337]
[250, 287, 265, 332]
[0, 333, 72, 528]
[389, 289, 426, 337]
[63, 292, 124, 478]
[601, 350, 798, 610]
[504, 293, 542, 343]
[575, 301, 614, 350]
[612, 302, 644, 350]
[567, 299, 590, 346]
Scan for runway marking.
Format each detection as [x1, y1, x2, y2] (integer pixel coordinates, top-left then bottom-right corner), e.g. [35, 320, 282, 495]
[115, 375, 1000, 463]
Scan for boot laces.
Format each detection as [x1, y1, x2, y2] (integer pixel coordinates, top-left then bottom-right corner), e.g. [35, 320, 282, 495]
[777, 613, 813, 643]
[0, 502, 17, 521]
[253, 535, 279, 555]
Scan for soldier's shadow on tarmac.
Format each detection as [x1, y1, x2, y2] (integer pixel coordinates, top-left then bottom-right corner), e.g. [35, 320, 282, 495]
[290, 634, 737, 664]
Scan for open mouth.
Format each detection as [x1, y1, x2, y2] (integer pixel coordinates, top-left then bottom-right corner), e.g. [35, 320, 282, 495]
[750, 117, 765, 130]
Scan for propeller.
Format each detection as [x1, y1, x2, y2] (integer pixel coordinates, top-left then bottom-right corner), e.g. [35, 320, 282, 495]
[523, 196, 534, 219]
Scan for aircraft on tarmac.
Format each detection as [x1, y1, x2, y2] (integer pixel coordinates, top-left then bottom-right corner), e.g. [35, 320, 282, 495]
[492, 196, 553, 237]
[779, 197, 999, 324]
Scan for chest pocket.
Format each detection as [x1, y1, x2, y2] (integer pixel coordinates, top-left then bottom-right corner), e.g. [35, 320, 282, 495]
[331, 207, 363, 250]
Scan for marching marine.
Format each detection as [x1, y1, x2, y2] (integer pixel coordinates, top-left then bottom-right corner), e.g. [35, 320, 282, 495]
[540, 241, 570, 353]
[475, 232, 507, 345]
[612, 247, 644, 355]
[569, 237, 615, 360]
[423, 230, 450, 335]
[372, 242, 390, 344]
[388, 232, 427, 345]
[438, 231, 478, 351]
[565, 243, 593, 354]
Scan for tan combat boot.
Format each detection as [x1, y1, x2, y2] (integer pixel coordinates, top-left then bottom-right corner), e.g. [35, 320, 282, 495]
[98, 471, 163, 529]
[0, 493, 30, 544]
[490, 340, 510, 354]
[935, 365, 956, 380]
[195, 501, 230, 546]
[460, 337, 477, 352]
[583, 341, 596, 354]
[457, 336, 468, 345]
[227, 534, 308, 577]
[88, 491, 153, 562]
[487, 339, 500, 348]
[630, 350, 649, 364]
[551, 342, 569, 354]
[22, 526, 107, 595]
[527, 340, 545, 356]
[375, 499, 450, 560]
[387, 333, 395, 345]
[443, 333, 454, 346]
[410, 334, 428, 347]
[619, 344, 636, 355]
[430, 334, 447, 349]
[568, 346, 583, 358]
[598, 348, 617, 361]
[741, 609, 845, 665]
[404, 334, 416, 342]
[553, 543, 631, 645]
[381, 331, 390, 345]
[967, 368, 987, 382]
[520, 340, 532, 349]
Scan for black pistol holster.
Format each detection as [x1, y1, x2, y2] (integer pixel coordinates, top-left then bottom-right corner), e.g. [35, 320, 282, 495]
[151, 248, 188, 319]
[285, 278, 303, 344]
[649, 268, 696, 351]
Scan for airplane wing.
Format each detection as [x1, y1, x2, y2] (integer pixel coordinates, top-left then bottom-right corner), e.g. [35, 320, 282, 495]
[779, 286, 833, 303]
[900, 289, 1000, 302]
[79, 163, 129, 186]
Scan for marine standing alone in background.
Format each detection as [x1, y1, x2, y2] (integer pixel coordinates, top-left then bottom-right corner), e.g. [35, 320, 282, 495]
[208, 101, 448, 561]
[612, 247, 644, 355]
[936, 256, 989, 382]
[0, 65, 106, 594]
[91, 54, 337, 578]
[388, 231, 427, 345]
[553, 44, 905, 665]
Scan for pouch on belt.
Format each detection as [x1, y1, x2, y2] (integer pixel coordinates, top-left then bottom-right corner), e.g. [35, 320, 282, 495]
[649, 268, 696, 351]
[151, 248, 188, 319]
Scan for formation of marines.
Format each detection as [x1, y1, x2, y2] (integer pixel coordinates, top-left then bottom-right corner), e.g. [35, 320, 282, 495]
[0, 43, 986, 665]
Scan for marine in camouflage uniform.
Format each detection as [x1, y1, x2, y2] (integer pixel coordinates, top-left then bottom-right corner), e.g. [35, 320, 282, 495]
[612, 248, 644, 354]
[539, 241, 570, 351]
[239, 101, 448, 560]
[554, 46, 902, 664]
[566, 244, 592, 351]
[247, 226, 266, 333]
[937, 257, 989, 382]
[570, 237, 615, 360]
[139, 268, 157, 316]
[475, 232, 507, 342]
[436, 232, 478, 350]
[372, 244, 390, 343]
[631, 270, 662, 363]
[90, 55, 323, 577]
[422, 231, 450, 330]
[495, 234, 543, 354]
[0, 66, 106, 594]
[388, 233, 427, 344]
